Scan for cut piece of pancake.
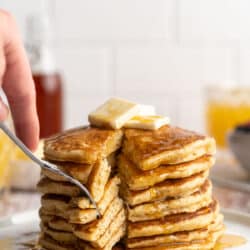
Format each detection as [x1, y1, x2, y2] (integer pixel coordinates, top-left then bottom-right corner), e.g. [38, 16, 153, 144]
[128, 200, 219, 239]
[71, 176, 120, 211]
[91, 208, 126, 248]
[123, 126, 216, 170]
[41, 224, 77, 244]
[42, 153, 116, 183]
[41, 161, 93, 184]
[44, 126, 123, 164]
[67, 208, 99, 225]
[127, 213, 224, 248]
[74, 197, 124, 242]
[87, 157, 111, 202]
[39, 234, 76, 250]
[118, 154, 214, 190]
[41, 158, 111, 203]
[40, 206, 98, 225]
[40, 178, 120, 225]
[121, 170, 209, 206]
[37, 177, 80, 197]
[78, 225, 126, 250]
[128, 180, 212, 222]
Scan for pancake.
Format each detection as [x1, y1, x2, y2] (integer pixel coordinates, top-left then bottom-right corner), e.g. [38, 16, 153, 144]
[87, 157, 111, 202]
[46, 216, 74, 232]
[128, 180, 212, 222]
[91, 209, 126, 248]
[128, 200, 219, 239]
[69, 177, 120, 224]
[40, 177, 121, 225]
[41, 161, 93, 183]
[68, 208, 99, 224]
[39, 234, 76, 250]
[37, 177, 80, 197]
[41, 194, 70, 214]
[127, 213, 224, 248]
[41, 224, 77, 244]
[71, 176, 120, 211]
[74, 197, 124, 242]
[118, 154, 214, 190]
[40, 207, 68, 220]
[40, 206, 99, 225]
[42, 153, 116, 183]
[121, 170, 209, 206]
[44, 126, 123, 164]
[127, 228, 224, 250]
[123, 126, 216, 170]
[41, 158, 111, 203]
[39, 233, 125, 250]
[39, 213, 53, 225]
[78, 225, 126, 250]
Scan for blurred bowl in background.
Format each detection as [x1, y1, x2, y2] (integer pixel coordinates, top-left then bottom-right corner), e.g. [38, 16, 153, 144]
[228, 125, 250, 175]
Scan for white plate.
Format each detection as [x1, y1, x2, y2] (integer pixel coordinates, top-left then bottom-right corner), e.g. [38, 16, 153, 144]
[0, 209, 249, 249]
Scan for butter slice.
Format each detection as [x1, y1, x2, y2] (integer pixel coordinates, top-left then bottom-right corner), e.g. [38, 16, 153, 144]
[88, 97, 140, 129]
[124, 115, 170, 130]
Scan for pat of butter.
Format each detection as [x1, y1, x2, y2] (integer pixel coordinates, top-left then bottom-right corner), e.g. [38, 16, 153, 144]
[124, 115, 170, 130]
[88, 97, 140, 129]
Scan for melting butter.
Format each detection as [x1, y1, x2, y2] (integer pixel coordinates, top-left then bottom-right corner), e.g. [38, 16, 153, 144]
[214, 234, 247, 249]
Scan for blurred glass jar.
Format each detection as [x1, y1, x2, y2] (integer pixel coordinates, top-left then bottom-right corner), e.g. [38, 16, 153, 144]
[8, 140, 44, 190]
[0, 121, 14, 194]
[205, 86, 250, 148]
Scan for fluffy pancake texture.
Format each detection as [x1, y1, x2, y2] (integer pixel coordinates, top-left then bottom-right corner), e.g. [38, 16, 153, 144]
[37, 177, 81, 197]
[123, 126, 216, 170]
[71, 176, 120, 211]
[128, 180, 212, 222]
[121, 170, 209, 206]
[118, 154, 214, 190]
[44, 126, 123, 163]
[39, 234, 75, 250]
[127, 227, 224, 250]
[74, 197, 124, 241]
[127, 200, 219, 239]
[127, 213, 224, 248]
[41, 161, 93, 183]
[40, 159, 111, 202]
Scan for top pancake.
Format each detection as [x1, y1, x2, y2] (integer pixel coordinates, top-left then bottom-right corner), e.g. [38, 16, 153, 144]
[123, 126, 216, 170]
[44, 126, 123, 163]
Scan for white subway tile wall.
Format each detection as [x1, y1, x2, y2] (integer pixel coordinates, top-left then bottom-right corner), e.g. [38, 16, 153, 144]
[1, 0, 249, 131]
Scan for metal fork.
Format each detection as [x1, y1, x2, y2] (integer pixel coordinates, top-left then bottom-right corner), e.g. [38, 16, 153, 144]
[0, 122, 100, 218]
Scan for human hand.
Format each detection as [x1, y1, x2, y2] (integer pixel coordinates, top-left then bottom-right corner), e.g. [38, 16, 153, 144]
[0, 9, 39, 151]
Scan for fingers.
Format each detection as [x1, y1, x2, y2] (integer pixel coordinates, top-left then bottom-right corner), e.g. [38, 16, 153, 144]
[1, 10, 39, 151]
[0, 97, 9, 121]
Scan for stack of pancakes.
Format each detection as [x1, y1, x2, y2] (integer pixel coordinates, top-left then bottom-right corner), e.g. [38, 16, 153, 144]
[118, 126, 225, 250]
[37, 127, 126, 250]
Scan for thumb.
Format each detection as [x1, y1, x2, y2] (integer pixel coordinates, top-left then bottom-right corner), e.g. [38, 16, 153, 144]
[0, 97, 9, 121]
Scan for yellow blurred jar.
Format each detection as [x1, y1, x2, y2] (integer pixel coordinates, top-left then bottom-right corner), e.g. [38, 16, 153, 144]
[205, 86, 250, 148]
[0, 128, 14, 193]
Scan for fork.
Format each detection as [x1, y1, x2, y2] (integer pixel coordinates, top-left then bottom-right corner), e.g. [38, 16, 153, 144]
[0, 122, 100, 218]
